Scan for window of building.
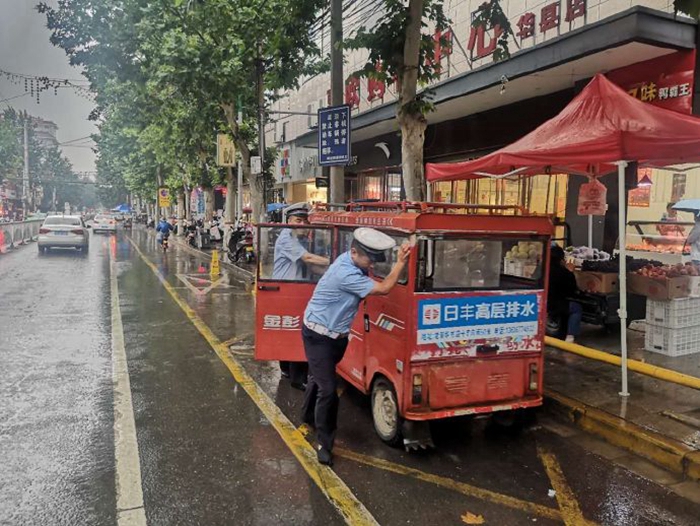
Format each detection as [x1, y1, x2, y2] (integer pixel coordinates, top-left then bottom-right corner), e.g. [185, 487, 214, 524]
[672, 173, 687, 202]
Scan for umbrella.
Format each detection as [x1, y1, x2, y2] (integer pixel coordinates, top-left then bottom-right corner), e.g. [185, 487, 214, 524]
[673, 199, 700, 214]
[267, 203, 286, 213]
[112, 204, 133, 213]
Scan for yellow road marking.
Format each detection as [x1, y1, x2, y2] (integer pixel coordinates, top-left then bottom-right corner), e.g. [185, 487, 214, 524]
[334, 447, 562, 522]
[537, 445, 597, 526]
[126, 237, 378, 526]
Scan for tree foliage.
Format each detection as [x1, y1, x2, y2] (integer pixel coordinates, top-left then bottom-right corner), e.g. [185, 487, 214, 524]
[40, 0, 326, 219]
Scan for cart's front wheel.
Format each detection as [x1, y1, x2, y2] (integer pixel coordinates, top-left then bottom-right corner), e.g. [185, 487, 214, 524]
[371, 378, 403, 447]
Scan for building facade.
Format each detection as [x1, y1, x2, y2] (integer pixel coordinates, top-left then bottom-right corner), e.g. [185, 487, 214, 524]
[270, 1, 699, 249]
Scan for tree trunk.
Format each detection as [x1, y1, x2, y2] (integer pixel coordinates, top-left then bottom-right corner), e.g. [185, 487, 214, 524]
[204, 186, 215, 221]
[225, 166, 235, 223]
[176, 190, 185, 235]
[184, 186, 191, 221]
[222, 103, 263, 223]
[398, 0, 427, 202]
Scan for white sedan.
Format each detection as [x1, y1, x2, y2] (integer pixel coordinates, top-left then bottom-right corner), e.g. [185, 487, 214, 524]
[38, 215, 90, 253]
[92, 214, 118, 234]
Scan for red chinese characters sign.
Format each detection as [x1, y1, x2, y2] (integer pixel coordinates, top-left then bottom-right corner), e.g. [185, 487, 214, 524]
[515, 0, 585, 41]
[607, 51, 696, 115]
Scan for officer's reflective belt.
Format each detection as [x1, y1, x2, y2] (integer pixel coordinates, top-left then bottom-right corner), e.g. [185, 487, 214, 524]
[304, 318, 348, 339]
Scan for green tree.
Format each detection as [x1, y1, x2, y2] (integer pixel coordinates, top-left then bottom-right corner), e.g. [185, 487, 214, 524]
[346, 0, 449, 201]
[0, 116, 22, 184]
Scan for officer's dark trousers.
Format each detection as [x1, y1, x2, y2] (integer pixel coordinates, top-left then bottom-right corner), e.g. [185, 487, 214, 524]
[301, 325, 348, 452]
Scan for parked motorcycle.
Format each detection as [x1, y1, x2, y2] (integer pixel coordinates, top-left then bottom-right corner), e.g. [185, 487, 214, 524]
[228, 226, 255, 264]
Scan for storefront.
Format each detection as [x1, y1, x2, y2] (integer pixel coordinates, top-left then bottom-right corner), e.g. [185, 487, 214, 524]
[276, 144, 328, 205]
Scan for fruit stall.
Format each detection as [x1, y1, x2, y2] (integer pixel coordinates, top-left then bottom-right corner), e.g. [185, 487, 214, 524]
[625, 220, 694, 265]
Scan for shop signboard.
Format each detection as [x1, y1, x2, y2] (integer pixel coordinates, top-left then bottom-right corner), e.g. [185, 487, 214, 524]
[417, 293, 538, 345]
[318, 105, 351, 166]
[315, 177, 329, 188]
[607, 51, 696, 115]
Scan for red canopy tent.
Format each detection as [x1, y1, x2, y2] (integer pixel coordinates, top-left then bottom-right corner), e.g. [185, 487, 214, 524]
[426, 73, 700, 182]
[426, 74, 700, 397]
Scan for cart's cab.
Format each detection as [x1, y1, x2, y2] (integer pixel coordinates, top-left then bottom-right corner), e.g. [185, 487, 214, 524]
[255, 202, 553, 447]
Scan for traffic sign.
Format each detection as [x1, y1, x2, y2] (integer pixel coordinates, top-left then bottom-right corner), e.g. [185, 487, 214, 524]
[158, 187, 171, 207]
[318, 105, 351, 166]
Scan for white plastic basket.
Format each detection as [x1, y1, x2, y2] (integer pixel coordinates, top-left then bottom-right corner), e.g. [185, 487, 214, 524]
[645, 323, 700, 357]
[645, 297, 700, 329]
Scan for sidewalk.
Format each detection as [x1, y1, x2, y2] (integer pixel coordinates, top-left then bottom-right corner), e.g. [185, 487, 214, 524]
[544, 323, 700, 484]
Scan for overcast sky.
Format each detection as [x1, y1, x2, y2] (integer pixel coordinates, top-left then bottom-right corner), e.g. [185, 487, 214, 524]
[0, 0, 97, 172]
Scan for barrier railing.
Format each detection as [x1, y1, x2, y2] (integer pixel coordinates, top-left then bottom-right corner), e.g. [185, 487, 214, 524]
[0, 219, 43, 254]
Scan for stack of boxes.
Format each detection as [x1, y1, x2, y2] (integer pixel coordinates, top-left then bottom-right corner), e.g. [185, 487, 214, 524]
[645, 297, 700, 356]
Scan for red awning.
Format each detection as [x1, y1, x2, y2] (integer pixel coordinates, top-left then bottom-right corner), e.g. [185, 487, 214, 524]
[426, 73, 700, 182]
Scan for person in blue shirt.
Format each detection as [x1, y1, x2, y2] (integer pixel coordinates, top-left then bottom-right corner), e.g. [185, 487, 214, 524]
[156, 217, 174, 244]
[301, 227, 410, 466]
[273, 203, 329, 281]
[273, 203, 329, 389]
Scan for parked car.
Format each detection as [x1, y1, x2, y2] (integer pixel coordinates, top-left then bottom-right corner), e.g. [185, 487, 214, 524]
[92, 214, 118, 234]
[38, 215, 89, 253]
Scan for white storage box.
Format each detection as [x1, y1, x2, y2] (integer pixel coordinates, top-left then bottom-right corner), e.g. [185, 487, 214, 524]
[645, 297, 700, 329]
[645, 323, 700, 357]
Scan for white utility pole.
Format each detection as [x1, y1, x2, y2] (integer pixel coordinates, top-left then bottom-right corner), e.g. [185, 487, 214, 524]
[22, 113, 30, 216]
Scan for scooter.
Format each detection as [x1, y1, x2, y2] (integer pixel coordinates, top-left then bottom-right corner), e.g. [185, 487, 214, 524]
[162, 232, 169, 252]
[230, 228, 255, 263]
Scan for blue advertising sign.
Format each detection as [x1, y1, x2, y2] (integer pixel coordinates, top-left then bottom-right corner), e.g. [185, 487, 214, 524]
[417, 294, 539, 345]
[318, 105, 351, 166]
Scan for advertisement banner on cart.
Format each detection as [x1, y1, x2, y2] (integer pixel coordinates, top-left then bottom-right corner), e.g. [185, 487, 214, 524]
[417, 293, 539, 345]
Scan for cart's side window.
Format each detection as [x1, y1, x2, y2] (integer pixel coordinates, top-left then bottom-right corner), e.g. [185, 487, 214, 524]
[336, 228, 408, 284]
[337, 229, 355, 257]
[371, 234, 409, 284]
[258, 225, 332, 282]
[419, 237, 546, 291]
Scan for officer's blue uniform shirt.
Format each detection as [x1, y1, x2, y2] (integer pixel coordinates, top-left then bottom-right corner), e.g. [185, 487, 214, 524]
[304, 251, 375, 333]
[273, 229, 307, 280]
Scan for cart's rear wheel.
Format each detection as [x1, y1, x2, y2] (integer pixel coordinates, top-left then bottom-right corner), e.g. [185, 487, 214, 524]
[371, 378, 403, 447]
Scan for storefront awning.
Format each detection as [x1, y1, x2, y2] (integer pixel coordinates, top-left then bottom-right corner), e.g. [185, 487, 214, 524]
[426, 73, 700, 182]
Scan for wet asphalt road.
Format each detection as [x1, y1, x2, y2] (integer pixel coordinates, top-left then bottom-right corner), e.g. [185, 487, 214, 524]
[2, 228, 700, 525]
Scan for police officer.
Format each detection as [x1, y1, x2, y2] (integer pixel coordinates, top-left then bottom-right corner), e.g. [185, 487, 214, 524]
[273, 202, 330, 388]
[302, 227, 410, 465]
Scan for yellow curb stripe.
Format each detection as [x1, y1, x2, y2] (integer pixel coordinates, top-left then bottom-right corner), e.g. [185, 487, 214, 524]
[545, 336, 700, 391]
[127, 237, 378, 526]
[334, 447, 562, 522]
[537, 446, 597, 526]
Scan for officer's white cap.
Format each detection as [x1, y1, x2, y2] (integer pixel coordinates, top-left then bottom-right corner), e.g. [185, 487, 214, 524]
[353, 227, 396, 261]
[284, 202, 310, 220]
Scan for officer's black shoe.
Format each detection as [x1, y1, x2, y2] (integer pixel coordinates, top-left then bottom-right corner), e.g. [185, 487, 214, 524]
[291, 382, 307, 391]
[317, 446, 333, 466]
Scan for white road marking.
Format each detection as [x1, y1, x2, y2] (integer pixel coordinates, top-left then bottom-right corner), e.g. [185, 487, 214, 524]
[111, 257, 147, 526]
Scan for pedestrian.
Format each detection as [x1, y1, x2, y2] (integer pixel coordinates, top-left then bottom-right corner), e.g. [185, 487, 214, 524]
[686, 212, 700, 265]
[301, 227, 410, 466]
[547, 245, 582, 343]
[274, 202, 330, 389]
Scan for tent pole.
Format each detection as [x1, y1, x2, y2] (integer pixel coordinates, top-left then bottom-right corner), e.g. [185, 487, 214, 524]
[588, 215, 593, 249]
[617, 160, 630, 397]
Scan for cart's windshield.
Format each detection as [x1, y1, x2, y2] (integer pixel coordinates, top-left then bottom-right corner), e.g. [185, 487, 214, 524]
[418, 236, 547, 291]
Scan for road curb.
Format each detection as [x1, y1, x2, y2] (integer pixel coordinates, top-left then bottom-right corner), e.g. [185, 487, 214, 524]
[544, 389, 700, 482]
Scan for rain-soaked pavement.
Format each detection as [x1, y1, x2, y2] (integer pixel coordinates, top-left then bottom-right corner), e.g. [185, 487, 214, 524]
[2, 228, 700, 525]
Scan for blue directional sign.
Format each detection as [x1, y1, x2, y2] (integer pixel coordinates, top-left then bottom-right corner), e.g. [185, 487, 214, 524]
[318, 105, 351, 166]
